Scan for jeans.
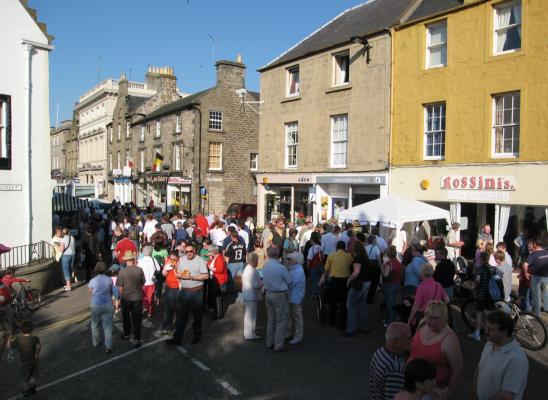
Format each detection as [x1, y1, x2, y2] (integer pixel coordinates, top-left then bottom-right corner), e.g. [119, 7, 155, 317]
[346, 281, 371, 333]
[60, 254, 74, 281]
[367, 265, 381, 304]
[444, 286, 454, 301]
[308, 267, 324, 297]
[227, 262, 244, 292]
[530, 275, 548, 317]
[91, 303, 113, 348]
[382, 284, 401, 324]
[162, 287, 180, 331]
[173, 289, 203, 341]
[121, 298, 143, 341]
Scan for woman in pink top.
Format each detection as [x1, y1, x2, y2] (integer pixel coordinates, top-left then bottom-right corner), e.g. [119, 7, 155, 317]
[408, 264, 448, 326]
[408, 301, 463, 400]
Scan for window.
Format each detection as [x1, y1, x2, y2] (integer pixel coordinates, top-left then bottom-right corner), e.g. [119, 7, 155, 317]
[285, 122, 298, 168]
[125, 150, 130, 167]
[176, 115, 181, 133]
[126, 121, 130, 138]
[493, 91, 520, 157]
[109, 126, 113, 143]
[209, 111, 223, 130]
[249, 153, 258, 171]
[155, 121, 161, 138]
[140, 125, 145, 142]
[424, 103, 446, 159]
[109, 153, 112, 171]
[139, 150, 145, 172]
[331, 114, 348, 167]
[117, 123, 121, 141]
[287, 66, 300, 96]
[426, 21, 447, 68]
[116, 151, 121, 169]
[208, 142, 222, 171]
[173, 143, 181, 171]
[0, 95, 11, 169]
[333, 52, 350, 85]
[494, 1, 521, 54]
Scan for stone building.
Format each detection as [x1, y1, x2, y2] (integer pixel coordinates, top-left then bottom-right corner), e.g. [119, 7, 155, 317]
[74, 76, 155, 197]
[256, 0, 419, 225]
[50, 120, 71, 181]
[112, 57, 259, 215]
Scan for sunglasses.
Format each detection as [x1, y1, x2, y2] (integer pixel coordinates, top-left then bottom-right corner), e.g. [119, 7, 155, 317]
[185, 250, 195, 254]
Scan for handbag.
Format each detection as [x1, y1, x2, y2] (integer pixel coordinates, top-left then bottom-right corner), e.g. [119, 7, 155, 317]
[152, 258, 163, 282]
[56, 236, 71, 262]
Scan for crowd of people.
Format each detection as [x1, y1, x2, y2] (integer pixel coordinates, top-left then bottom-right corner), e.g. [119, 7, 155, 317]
[2, 201, 547, 398]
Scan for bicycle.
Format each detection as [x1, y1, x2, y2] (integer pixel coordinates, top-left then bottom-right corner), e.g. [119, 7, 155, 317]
[461, 293, 547, 351]
[9, 283, 41, 324]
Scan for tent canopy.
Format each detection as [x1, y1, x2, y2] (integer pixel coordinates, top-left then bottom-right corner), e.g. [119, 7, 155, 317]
[52, 193, 90, 213]
[338, 195, 450, 230]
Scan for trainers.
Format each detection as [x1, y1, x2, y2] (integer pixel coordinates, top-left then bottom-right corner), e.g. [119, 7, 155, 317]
[468, 332, 481, 342]
[288, 337, 302, 345]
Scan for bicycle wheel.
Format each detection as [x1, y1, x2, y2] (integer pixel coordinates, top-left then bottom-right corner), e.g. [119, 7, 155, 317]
[24, 289, 41, 311]
[460, 299, 478, 330]
[514, 312, 547, 351]
[11, 304, 22, 325]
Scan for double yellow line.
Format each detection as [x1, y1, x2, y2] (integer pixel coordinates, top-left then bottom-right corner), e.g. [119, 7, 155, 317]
[34, 311, 90, 333]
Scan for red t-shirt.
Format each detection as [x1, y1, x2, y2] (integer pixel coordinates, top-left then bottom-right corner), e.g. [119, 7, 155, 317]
[195, 215, 209, 238]
[208, 255, 228, 285]
[114, 238, 137, 262]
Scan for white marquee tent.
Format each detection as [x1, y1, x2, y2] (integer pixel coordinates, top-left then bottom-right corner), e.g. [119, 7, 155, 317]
[337, 195, 451, 230]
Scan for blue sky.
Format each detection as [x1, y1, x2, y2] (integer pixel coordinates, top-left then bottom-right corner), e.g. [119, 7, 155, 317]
[31, 0, 363, 124]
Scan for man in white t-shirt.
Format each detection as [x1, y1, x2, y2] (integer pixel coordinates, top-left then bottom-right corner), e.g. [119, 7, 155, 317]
[142, 214, 158, 243]
[494, 250, 513, 302]
[445, 223, 463, 261]
[391, 228, 407, 259]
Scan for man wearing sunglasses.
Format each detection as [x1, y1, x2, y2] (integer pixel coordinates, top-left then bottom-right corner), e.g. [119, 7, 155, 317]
[166, 244, 209, 345]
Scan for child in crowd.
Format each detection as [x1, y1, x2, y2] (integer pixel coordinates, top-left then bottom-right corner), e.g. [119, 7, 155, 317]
[108, 264, 121, 313]
[11, 320, 41, 397]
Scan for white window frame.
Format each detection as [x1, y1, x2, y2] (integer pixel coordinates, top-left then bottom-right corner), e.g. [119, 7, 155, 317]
[109, 153, 112, 171]
[109, 126, 113, 143]
[249, 153, 258, 171]
[331, 114, 348, 168]
[117, 123, 121, 141]
[333, 51, 350, 86]
[208, 111, 223, 131]
[493, 1, 522, 55]
[173, 143, 181, 171]
[492, 91, 520, 158]
[426, 20, 447, 69]
[140, 125, 145, 142]
[125, 150, 130, 167]
[126, 121, 130, 138]
[176, 115, 181, 133]
[423, 103, 446, 160]
[155, 121, 161, 138]
[116, 151, 121, 169]
[285, 122, 298, 168]
[286, 66, 300, 97]
[139, 150, 145, 172]
[208, 142, 223, 171]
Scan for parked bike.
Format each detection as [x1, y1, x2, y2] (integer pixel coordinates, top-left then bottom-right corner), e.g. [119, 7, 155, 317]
[10, 282, 41, 324]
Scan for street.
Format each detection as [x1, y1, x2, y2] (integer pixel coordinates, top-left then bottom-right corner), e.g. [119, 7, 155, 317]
[2, 291, 547, 400]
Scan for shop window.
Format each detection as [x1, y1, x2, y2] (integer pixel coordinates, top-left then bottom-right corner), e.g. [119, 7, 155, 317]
[249, 153, 258, 171]
[333, 52, 350, 86]
[208, 142, 222, 171]
[285, 122, 298, 168]
[287, 66, 300, 97]
[492, 91, 520, 157]
[494, 1, 521, 54]
[209, 111, 223, 131]
[331, 114, 348, 167]
[424, 103, 446, 160]
[426, 20, 447, 68]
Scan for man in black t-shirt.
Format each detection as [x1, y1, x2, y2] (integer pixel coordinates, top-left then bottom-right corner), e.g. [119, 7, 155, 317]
[524, 237, 548, 316]
[434, 247, 457, 299]
[225, 232, 247, 286]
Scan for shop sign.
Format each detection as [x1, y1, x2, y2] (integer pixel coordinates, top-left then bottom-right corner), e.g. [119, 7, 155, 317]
[122, 166, 132, 177]
[447, 190, 510, 202]
[316, 175, 386, 185]
[168, 176, 192, 185]
[114, 177, 131, 184]
[258, 174, 316, 184]
[149, 175, 168, 184]
[0, 184, 22, 191]
[441, 176, 516, 191]
[112, 168, 122, 177]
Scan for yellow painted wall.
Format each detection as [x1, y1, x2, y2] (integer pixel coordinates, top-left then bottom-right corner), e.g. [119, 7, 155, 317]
[391, 0, 548, 166]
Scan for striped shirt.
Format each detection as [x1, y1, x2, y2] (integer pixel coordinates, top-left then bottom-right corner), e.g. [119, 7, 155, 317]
[368, 347, 406, 400]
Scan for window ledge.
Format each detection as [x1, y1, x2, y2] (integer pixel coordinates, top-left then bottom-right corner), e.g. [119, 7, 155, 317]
[326, 84, 352, 94]
[154, 136, 161, 140]
[424, 157, 445, 161]
[207, 129, 224, 134]
[491, 153, 518, 159]
[281, 96, 301, 104]
[208, 169, 224, 174]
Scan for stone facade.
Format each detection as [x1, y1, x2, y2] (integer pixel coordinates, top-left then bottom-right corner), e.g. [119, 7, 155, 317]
[50, 120, 71, 181]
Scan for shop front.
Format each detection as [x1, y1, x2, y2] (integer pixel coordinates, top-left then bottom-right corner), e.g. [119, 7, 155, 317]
[166, 176, 192, 215]
[256, 172, 388, 226]
[390, 163, 548, 259]
[135, 173, 192, 213]
[112, 167, 133, 204]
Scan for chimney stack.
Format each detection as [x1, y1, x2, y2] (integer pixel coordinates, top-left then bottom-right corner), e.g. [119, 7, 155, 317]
[215, 55, 245, 88]
[145, 65, 177, 93]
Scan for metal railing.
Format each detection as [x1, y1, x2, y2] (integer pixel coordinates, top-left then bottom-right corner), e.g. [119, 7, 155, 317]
[0, 241, 56, 270]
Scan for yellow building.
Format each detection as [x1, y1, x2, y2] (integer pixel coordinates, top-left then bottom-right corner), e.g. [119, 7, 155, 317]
[390, 0, 548, 255]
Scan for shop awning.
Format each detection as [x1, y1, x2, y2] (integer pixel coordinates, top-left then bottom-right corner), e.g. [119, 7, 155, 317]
[52, 193, 90, 212]
[338, 195, 450, 230]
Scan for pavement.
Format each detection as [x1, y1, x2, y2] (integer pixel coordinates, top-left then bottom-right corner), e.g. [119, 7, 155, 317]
[2, 286, 548, 400]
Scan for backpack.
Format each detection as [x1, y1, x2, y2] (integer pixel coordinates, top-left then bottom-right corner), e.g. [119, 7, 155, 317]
[488, 272, 505, 302]
[308, 247, 323, 269]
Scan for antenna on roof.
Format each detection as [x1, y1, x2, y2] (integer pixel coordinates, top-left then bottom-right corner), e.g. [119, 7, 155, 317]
[56, 101, 59, 127]
[97, 55, 102, 84]
[208, 34, 216, 62]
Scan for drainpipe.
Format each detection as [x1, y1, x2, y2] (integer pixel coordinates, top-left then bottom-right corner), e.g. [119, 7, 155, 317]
[190, 103, 202, 214]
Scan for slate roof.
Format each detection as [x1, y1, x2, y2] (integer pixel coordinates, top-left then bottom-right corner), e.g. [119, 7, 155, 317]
[127, 96, 149, 114]
[259, 0, 416, 71]
[138, 89, 212, 123]
[406, 0, 463, 22]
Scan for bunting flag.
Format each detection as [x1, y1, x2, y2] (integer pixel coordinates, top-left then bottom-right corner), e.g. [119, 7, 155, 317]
[153, 151, 163, 171]
[127, 155, 134, 169]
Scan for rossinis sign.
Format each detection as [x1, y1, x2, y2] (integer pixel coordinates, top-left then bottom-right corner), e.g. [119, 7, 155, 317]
[441, 176, 516, 191]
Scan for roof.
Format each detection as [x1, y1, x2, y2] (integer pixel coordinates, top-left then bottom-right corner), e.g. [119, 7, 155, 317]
[406, 0, 463, 22]
[259, 0, 416, 71]
[137, 89, 212, 123]
[127, 96, 149, 114]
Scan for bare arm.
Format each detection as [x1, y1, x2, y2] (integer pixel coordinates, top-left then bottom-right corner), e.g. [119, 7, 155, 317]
[442, 332, 464, 400]
[347, 263, 360, 287]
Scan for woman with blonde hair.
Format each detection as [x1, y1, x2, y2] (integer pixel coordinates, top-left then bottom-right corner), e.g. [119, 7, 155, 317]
[474, 239, 486, 268]
[408, 264, 449, 327]
[408, 301, 463, 400]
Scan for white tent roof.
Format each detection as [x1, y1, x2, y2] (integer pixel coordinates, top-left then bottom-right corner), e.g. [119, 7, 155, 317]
[338, 195, 450, 229]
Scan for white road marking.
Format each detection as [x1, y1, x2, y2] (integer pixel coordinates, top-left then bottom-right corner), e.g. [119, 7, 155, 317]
[7, 337, 165, 400]
[113, 321, 123, 333]
[191, 358, 211, 372]
[153, 330, 162, 338]
[142, 319, 153, 328]
[177, 346, 188, 355]
[217, 379, 241, 396]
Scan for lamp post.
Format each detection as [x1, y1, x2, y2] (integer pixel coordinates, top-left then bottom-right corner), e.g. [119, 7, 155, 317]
[162, 162, 171, 213]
